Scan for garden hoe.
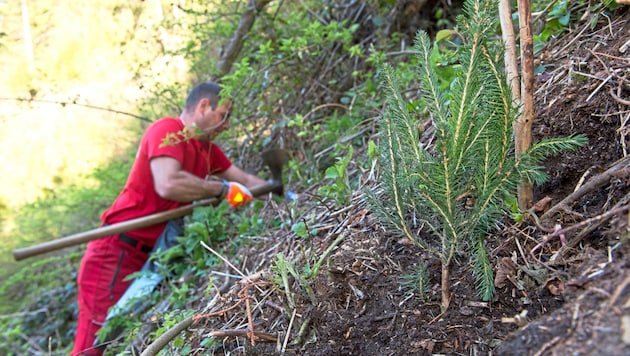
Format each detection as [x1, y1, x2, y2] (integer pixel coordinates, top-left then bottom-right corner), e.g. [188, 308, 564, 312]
[12, 148, 290, 261]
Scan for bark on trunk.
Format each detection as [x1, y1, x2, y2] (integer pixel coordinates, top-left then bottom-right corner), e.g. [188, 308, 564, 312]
[499, 0, 520, 106]
[515, 0, 534, 210]
[215, 0, 273, 77]
[441, 263, 451, 312]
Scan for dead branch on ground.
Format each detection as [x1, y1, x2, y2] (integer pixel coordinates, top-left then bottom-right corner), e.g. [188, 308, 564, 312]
[540, 156, 630, 224]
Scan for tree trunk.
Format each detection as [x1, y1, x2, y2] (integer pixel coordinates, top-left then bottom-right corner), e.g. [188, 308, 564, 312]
[214, 0, 273, 77]
[441, 263, 451, 312]
[515, 0, 534, 210]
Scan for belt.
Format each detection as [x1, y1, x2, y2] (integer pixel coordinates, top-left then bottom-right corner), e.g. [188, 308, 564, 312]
[118, 233, 153, 254]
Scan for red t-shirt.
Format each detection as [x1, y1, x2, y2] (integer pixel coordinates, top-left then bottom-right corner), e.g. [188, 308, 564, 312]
[101, 117, 232, 243]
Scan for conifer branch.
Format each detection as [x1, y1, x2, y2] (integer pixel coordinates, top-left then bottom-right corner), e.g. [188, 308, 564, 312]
[377, 64, 435, 254]
[481, 46, 513, 170]
[415, 33, 449, 125]
[471, 236, 494, 300]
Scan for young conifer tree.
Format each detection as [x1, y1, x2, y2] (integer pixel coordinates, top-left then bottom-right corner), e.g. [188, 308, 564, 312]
[368, 0, 586, 312]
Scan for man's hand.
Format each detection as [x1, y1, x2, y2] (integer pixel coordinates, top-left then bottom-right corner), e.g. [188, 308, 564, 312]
[223, 181, 253, 207]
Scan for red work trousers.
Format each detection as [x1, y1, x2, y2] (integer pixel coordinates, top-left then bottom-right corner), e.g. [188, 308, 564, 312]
[71, 236, 150, 355]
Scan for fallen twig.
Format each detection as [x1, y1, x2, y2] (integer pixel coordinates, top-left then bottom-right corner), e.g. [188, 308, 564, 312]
[560, 192, 630, 256]
[139, 273, 272, 355]
[607, 274, 630, 309]
[237, 281, 273, 346]
[549, 202, 630, 258]
[282, 309, 297, 353]
[208, 329, 277, 342]
[193, 299, 244, 322]
[200, 240, 247, 278]
[531, 223, 565, 257]
[140, 314, 194, 356]
[610, 88, 630, 106]
[540, 156, 630, 224]
[586, 74, 613, 102]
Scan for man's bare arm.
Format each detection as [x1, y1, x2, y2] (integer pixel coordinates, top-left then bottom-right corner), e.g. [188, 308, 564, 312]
[150, 156, 224, 202]
[218, 165, 267, 189]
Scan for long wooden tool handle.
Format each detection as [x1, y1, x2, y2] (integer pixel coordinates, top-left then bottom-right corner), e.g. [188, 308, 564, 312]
[12, 182, 279, 261]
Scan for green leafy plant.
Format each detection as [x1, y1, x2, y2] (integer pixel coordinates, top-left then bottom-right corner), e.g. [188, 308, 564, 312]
[271, 253, 300, 309]
[160, 125, 204, 148]
[181, 202, 232, 271]
[368, 0, 587, 311]
[531, 0, 621, 54]
[318, 146, 354, 206]
[291, 220, 317, 239]
[430, 29, 464, 91]
[150, 310, 195, 354]
[532, 0, 573, 53]
[95, 312, 143, 354]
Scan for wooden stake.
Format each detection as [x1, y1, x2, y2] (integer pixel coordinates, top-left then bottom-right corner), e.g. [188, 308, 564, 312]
[515, 0, 535, 209]
[499, 0, 521, 105]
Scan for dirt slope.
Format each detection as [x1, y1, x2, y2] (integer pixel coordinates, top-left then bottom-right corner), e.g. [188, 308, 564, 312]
[122, 7, 630, 356]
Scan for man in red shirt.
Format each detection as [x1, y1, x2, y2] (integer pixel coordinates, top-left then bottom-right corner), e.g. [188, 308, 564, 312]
[71, 81, 267, 355]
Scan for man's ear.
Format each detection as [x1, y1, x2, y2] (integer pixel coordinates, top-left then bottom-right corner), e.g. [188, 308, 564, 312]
[197, 97, 211, 114]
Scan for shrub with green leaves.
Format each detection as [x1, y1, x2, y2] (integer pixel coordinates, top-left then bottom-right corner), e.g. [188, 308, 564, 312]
[368, 0, 586, 311]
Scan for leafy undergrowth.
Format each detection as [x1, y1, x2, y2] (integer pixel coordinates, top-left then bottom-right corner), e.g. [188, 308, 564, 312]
[102, 8, 630, 355]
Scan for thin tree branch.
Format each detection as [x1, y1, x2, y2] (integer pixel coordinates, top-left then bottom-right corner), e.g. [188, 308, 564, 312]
[207, 329, 277, 341]
[139, 314, 194, 356]
[0, 97, 151, 122]
[546, 203, 629, 243]
[214, 0, 273, 77]
[540, 155, 630, 223]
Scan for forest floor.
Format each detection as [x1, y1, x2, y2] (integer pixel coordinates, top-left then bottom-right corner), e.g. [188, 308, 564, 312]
[123, 8, 630, 356]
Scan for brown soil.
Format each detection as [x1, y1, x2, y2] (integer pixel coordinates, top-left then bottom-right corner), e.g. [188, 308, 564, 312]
[121, 8, 630, 356]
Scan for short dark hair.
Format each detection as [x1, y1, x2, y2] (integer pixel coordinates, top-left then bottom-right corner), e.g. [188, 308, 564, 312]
[184, 81, 222, 112]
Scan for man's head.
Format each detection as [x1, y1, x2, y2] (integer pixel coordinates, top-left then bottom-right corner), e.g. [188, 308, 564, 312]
[182, 81, 232, 142]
